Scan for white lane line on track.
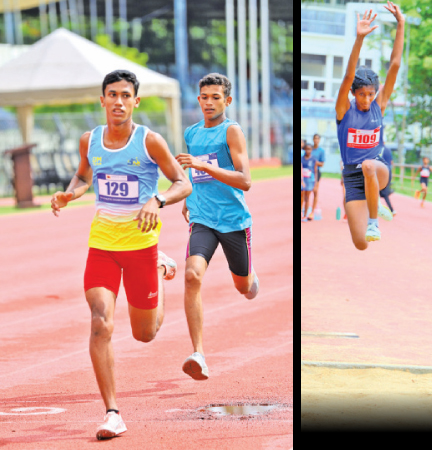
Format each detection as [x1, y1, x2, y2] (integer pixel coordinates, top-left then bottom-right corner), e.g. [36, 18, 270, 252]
[0, 285, 289, 378]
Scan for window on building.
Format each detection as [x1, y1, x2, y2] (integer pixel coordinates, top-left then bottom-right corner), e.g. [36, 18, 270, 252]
[301, 54, 326, 77]
[365, 59, 372, 69]
[333, 56, 343, 79]
[301, 80, 309, 90]
[314, 81, 325, 91]
[301, 9, 345, 36]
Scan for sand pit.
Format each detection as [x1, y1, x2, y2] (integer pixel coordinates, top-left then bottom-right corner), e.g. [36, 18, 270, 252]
[302, 364, 432, 431]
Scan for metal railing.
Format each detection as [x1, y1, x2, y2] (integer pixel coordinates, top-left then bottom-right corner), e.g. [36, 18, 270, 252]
[392, 163, 421, 188]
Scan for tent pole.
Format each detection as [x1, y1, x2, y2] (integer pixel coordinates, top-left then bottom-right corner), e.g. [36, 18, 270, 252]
[17, 106, 34, 144]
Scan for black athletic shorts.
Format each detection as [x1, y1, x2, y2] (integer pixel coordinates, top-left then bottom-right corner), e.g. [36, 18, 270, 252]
[420, 176, 429, 187]
[186, 222, 252, 277]
[343, 154, 391, 203]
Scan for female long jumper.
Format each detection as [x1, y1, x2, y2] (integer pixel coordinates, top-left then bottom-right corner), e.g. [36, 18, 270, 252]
[336, 2, 404, 250]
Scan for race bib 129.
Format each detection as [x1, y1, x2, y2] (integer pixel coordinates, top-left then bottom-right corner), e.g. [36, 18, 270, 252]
[347, 127, 380, 149]
[97, 173, 139, 204]
[191, 152, 220, 183]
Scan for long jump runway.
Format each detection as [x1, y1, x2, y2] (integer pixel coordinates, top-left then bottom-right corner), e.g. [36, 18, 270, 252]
[302, 178, 432, 430]
[0, 177, 292, 449]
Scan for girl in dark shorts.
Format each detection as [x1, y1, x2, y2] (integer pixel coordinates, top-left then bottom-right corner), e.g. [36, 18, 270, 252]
[335, 2, 404, 250]
[414, 157, 432, 208]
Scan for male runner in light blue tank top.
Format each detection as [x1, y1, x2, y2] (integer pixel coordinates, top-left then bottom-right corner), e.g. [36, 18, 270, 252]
[175, 73, 259, 380]
[336, 2, 404, 250]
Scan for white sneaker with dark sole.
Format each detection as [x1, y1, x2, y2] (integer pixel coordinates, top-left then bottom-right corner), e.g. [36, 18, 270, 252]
[96, 412, 127, 440]
[157, 251, 177, 280]
[182, 352, 209, 380]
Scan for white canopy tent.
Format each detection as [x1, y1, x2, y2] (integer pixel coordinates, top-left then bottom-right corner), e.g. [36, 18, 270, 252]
[0, 28, 182, 154]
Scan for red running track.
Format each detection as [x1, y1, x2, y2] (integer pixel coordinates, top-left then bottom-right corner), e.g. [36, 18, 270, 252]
[0, 177, 292, 450]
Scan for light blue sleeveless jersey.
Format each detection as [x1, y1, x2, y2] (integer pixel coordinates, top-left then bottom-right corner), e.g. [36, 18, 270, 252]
[87, 124, 161, 251]
[184, 118, 252, 233]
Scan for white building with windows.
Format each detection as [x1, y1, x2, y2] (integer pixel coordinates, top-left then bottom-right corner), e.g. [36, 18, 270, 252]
[301, 0, 411, 172]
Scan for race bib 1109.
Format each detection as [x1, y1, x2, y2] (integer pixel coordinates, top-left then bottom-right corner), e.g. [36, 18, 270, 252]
[97, 173, 139, 204]
[347, 127, 380, 149]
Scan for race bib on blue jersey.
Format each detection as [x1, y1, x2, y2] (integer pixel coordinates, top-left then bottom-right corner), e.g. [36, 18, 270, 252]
[191, 152, 220, 183]
[97, 173, 139, 204]
[303, 168, 312, 178]
[421, 168, 430, 178]
[347, 127, 380, 149]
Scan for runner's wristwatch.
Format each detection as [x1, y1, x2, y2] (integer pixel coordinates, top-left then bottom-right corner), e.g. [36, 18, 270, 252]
[155, 194, 166, 208]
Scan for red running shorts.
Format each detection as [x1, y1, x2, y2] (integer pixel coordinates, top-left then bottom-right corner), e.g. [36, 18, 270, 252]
[84, 245, 158, 310]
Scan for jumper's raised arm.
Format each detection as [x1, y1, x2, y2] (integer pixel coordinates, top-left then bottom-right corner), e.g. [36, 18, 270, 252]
[335, 9, 378, 121]
[376, 2, 405, 114]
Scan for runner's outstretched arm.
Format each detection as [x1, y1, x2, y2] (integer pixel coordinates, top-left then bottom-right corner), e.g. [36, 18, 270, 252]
[336, 9, 378, 121]
[376, 2, 405, 114]
[51, 132, 92, 216]
[175, 124, 251, 191]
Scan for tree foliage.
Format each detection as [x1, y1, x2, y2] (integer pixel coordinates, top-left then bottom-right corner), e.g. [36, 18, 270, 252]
[400, 0, 432, 149]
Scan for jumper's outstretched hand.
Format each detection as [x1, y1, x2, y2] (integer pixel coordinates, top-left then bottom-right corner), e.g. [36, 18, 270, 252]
[51, 191, 73, 217]
[383, 2, 404, 24]
[357, 9, 378, 37]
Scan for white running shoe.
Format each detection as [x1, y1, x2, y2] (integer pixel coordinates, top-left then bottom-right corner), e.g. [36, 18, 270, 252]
[182, 352, 209, 380]
[378, 203, 393, 221]
[365, 223, 381, 242]
[244, 272, 259, 300]
[96, 412, 127, 440]
[157, 251, 177, 280]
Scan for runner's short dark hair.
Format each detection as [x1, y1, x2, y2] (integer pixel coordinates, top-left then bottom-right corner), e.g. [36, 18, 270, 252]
[102, 70, 140, 97]
[199, 73, 232, 97]
[351, 66, 379, 94]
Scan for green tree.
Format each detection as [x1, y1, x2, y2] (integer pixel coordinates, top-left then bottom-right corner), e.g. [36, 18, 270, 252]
[398, 0, 432, 156]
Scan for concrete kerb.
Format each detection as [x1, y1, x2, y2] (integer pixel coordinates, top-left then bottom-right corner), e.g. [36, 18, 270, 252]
[302, 360, 432, 375]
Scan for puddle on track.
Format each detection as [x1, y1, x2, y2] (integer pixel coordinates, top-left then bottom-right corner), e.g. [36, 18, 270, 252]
[203, 404, 279, 416]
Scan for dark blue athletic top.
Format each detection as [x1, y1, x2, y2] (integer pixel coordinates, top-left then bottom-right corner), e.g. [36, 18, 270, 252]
[301, 155, 317, 183]
[337, 99, 384, 166]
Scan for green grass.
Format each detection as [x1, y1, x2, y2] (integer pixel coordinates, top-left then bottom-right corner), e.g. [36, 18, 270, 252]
[0, 199, 94, 216]
[250, 165, 292, 180]
[321, 172, 341, 180]
[0, 165, 292, 216]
